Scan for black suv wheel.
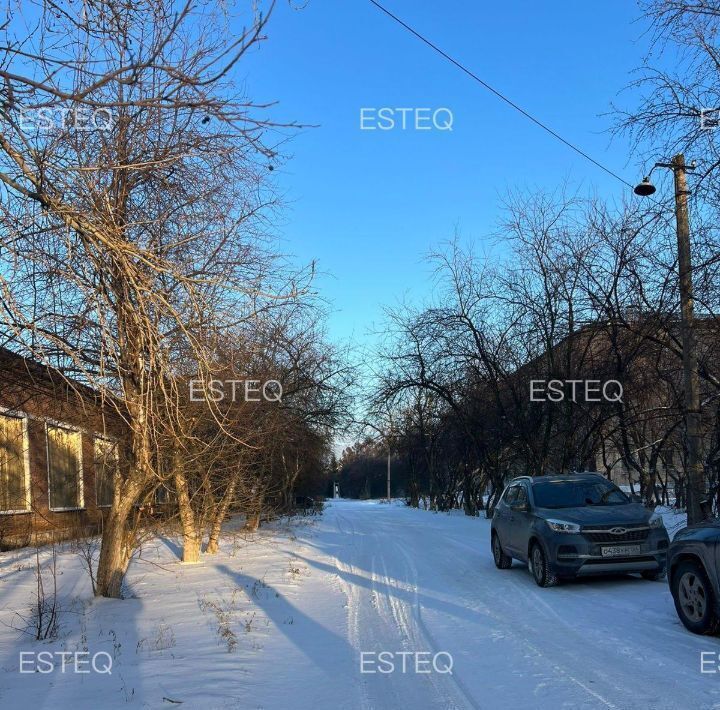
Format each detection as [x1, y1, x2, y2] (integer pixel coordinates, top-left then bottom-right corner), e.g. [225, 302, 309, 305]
[492, 532, 512, 569]
[671, 560, 720, 635]
[529, 542, 558, 588]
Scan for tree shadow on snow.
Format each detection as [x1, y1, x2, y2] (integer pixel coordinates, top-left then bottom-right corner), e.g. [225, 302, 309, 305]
[214, 563, 357, 674]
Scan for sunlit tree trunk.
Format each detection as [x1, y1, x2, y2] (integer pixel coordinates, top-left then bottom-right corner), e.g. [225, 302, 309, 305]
[96, 475, 145, 598]
[206, 476, 238, 554]
[174, 467, 201, 563]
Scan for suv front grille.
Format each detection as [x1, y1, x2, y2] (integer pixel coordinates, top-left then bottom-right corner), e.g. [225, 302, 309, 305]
[582, 525, 649, 544]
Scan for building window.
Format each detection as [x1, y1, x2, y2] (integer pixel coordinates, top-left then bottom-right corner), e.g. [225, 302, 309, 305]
[47, 424, 83, 510]
[0, 412, 29, 512]
[94, 437, 117, 507]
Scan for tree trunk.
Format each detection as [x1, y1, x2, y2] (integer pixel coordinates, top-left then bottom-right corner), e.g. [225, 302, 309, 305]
[206, 527, 221, 555]
[182, 531, 201, 564]
[408, 471, 420, 508]
[206, 477, 238, 554]
[96, 498, 134, 598]
[244, 512, 261, 532]
[95, 411, 154, 597]
[462, 465, 477, 516]
[174, 469, 201, 563]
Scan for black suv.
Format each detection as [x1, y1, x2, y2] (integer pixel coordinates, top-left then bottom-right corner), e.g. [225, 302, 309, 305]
[491, 473, 670, 587]
[668, 519, 720, 634]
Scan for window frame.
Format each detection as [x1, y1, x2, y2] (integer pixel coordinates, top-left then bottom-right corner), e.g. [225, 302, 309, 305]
[93, 434, 118, 508]
[514, 485, 529, 508]
[45, 421, 85, 512]
[503, 485, 520, 506]
[0, 407, 31, 515]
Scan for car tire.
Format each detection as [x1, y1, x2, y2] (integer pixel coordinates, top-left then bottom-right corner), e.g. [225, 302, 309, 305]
[671, 560, 720, 635]
[641, 568, 666, 582]
[492, 532, 512, 569]
[529, 542, 558, 588]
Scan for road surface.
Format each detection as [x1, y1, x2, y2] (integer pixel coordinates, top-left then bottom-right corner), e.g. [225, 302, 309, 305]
[2, 498, 719, 709]
[316, 499, 720, 710]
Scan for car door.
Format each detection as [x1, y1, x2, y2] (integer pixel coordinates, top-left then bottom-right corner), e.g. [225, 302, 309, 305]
[495, 485, 519, 551]
[508, 484, 532, 560]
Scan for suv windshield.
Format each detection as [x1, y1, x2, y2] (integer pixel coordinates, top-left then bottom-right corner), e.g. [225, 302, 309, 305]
[532, 479, 629, 508]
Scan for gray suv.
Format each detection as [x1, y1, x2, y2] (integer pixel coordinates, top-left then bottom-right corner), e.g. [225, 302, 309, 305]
[491, 473, 670, 587]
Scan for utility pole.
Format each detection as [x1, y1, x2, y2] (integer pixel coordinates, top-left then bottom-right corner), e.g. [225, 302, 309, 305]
[635, 153, 705, 523]
[671, 154, 705, 524]
[355, 416, 394, 503]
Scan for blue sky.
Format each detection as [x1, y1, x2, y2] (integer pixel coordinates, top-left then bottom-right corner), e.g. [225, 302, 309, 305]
[240, 1, 654, 347]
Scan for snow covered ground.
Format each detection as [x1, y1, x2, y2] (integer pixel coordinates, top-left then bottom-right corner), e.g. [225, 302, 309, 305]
[1, 499, 719, 709]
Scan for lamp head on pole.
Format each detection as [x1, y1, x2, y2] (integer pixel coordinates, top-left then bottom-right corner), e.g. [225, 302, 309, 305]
[634, 176, 657, 197]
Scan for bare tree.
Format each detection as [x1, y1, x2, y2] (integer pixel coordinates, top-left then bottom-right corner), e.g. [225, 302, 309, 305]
[0, 0, 309, 596]
[371, 189, 720, 517]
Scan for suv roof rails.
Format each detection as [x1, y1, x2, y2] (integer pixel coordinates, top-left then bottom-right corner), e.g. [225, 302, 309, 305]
[509, 471, 604, 484]
[528, 471, 605, 480]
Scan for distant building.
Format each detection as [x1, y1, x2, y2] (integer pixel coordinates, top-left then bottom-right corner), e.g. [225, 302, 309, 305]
[507, 313, 719, 500]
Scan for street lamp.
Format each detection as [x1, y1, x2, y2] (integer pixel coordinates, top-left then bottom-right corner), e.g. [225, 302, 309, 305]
[633, 176, 656, 197]
[633, 158, 696, 196]
[634, 153, 706, 524]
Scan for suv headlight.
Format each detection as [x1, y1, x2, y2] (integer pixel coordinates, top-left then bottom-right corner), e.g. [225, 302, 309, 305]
[546, 519, 581, 533]
[649, 512, 665, 529]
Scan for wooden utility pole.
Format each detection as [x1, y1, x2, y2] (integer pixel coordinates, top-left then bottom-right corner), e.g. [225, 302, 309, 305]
[672, 153, 705, 524]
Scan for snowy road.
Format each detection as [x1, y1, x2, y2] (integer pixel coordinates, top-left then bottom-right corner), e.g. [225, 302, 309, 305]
[3, 499, 720, 709]
[316, 499, 720, 710]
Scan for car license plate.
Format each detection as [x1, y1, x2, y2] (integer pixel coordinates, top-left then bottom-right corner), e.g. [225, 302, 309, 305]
[601, 545, 641, 557]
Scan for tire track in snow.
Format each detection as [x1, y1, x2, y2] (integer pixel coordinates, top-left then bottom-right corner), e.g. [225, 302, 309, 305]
[323, 502, 720, 709]
[391, 524, 624, 708]
[392, 540, 482, 710]
[332, 508, 478, 710]
[332, 511, 374, 710]
[426, 526, 687, 708]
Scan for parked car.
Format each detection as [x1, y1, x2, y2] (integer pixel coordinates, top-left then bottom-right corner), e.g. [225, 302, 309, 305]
[491, 473, 669, 587]
[668, 520, 720, 634]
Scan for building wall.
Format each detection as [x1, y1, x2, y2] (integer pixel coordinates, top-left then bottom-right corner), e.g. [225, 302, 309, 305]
[0, 350, 127, 549]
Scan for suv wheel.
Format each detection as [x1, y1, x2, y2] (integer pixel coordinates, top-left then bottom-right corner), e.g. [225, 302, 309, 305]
[672, 560, 720, 635]
[492, 532, 512, 569]
[529, 542, 558, 588]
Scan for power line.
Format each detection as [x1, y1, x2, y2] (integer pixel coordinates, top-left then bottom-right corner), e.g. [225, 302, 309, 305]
[367, 0, 635, 191]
